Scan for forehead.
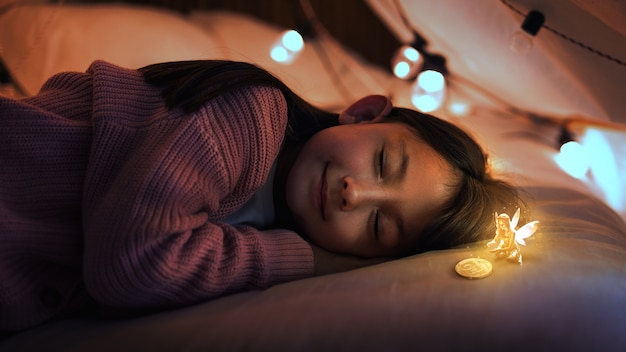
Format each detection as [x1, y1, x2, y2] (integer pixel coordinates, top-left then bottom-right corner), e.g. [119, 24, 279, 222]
[342, 121, 420, 144]
[366, 121, 415, 133]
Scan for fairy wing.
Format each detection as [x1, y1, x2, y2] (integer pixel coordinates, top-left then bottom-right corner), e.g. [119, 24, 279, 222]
[515, 221, 539, 245]
[510, 208, 521, 230]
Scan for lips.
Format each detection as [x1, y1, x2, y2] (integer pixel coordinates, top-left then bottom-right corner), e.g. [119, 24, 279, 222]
[319, 162, 328, 220]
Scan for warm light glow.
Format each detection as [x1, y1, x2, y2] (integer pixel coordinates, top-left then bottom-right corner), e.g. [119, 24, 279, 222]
[448, 101, 470, 116]
[390, 45, 423, 79]
[270, 47, 289, 63]
[270, 30, 304, 65]
[417, 70, 445, 93]
[403, 46, 420, 62]
[582, 129, 624, 213]
[281, 30, 304, 52]
[553, 127, 625, 218]
[411, 94, 439, 113]
[554, 141, 589, 179]
[411, 70, 446, 113]
[487, 208, 539, 265]
[393, 62, 411, 79]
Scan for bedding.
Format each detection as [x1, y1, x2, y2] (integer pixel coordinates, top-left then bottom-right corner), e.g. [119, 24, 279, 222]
[0, 3, 403, 109]
[1, 2, 625, 351]
[1, 184, 625, 351]
[0, 3, 219, 97]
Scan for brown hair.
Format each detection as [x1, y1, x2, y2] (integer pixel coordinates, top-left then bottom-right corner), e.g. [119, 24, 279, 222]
[384, 108, 528, 252]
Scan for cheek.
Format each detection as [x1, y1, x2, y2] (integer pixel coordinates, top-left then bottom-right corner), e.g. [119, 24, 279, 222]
[313, 215, 366, 253]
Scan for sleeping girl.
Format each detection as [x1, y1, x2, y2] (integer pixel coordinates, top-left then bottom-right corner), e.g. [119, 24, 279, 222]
[0, 60, 526, 332]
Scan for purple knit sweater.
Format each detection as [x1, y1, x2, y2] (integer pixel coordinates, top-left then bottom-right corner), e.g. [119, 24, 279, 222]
[0, 61, 314, 331]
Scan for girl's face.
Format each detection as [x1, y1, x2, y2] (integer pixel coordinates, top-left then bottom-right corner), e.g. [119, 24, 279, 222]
[285, 121, 457, 258]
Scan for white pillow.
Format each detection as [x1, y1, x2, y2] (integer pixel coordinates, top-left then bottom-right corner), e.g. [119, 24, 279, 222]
[0, 4, 219, 95]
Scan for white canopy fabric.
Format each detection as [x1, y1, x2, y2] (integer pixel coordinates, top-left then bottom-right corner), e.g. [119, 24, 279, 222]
[367, 0, 626, 124]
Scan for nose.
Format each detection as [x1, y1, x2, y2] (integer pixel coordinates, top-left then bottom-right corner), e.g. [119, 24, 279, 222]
[340, 176, 384, 211]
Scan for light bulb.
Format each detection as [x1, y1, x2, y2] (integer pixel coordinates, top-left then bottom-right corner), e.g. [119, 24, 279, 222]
[411, 95, 440, 113]
[553, 141, 589, 179]
[391, 45, 423, 79]
[448, 101, 470, 116]
[509, 31, 533, 55]
[417, 70, 445, 93]
[270, 29, 305, 65]
[581, 129, 623, 212]
[509, 10, 544, 55]
[411, 70, 446, 113]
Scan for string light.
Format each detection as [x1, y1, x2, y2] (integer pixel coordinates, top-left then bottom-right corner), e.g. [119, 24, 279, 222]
[270, 29, 305, 65]
[391, 44, 423, 79]
[554, 140, 589, 179]
[553, 123, 589, 179]
[385, 0, 624, 219]
[267, 0, 382, 104]
[389, 33, 448, 112]
[509, 10, 545, 55]
[385, 0, 450, 112]
[501, 0, 626, 67]
[581, 128, 624, 213]
[447, 101, 471, 116]
[411, 70, 446, 112]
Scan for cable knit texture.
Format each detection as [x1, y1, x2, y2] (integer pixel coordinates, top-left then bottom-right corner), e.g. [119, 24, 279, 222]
[0, 61, 314, 331]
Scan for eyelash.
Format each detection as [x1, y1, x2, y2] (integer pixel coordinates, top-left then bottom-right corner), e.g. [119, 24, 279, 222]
[377, 148, 385, 178]
[373, 147, 385, 239]
[373, 209, 380, 239]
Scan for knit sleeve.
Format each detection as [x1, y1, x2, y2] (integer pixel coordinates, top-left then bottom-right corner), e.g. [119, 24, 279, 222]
[82, 62, 313, 309]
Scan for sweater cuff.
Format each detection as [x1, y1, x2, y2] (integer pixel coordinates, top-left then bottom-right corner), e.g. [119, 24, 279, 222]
[258, 229, 314, 286]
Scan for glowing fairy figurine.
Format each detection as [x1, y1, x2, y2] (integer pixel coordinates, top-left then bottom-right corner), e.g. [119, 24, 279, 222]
[487, 208, 539, 265]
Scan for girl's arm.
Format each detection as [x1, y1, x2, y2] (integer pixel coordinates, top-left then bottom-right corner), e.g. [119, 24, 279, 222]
[83, 216, 312, 309]
[82, 63, 313, 309]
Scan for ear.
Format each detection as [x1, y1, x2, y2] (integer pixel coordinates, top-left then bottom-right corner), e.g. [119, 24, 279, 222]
[338, 95, 392, 125]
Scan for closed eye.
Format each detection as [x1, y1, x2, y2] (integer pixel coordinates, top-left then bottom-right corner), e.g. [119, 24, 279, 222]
[373, 209, 380, 239]
[373, 147, 384, 240]
[378, 147, 385, 178]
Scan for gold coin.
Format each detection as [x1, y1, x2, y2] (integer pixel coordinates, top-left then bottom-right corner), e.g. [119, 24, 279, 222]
[455, 258, 493, 279]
